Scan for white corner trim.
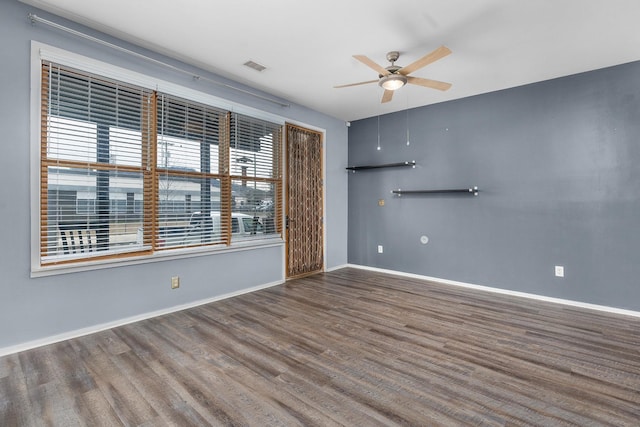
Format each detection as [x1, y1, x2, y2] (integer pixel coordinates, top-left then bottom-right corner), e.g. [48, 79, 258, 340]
[0, 279, 283, 357]
[347, 264, 640, 319]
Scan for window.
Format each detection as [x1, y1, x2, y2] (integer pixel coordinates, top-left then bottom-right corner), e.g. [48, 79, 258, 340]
[38, 61, 282, 268]
[40, 63, 153, 264]
[229, 113, 282, 239]
[152, 93, 229, 250]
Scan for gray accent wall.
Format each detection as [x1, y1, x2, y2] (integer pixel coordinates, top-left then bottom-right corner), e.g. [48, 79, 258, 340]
[0, 1, 347, 351]
[348, 60, 640, 312]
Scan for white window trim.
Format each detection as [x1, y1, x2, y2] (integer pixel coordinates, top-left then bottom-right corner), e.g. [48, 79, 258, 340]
[30, 41, 287, 277]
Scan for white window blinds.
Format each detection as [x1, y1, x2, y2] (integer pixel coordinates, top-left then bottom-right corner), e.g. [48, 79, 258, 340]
[229, 113, 282, 238]
[40, 62, 153, 264]
[151, 94, 230, 249]
[38, 61, 283, 267]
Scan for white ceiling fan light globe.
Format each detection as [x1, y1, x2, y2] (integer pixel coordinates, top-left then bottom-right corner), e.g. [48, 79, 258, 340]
[379, 74, 407, 90]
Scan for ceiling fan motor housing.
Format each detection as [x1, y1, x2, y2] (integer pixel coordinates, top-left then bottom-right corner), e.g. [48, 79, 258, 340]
[380, 65, 401, 78]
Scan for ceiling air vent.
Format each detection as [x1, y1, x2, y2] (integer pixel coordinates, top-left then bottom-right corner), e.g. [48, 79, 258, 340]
[243, 60, 266, 72]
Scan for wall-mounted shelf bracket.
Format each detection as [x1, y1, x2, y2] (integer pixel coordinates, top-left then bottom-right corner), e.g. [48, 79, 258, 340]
[391, 186, 479, 196]
[346, 161, 416, 172]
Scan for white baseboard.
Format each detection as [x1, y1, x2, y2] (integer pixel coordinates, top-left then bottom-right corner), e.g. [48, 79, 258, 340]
[5, 266, 638, 357]
[0, 279, 283, 357]
[347, 264, 640, 319]
[325, 263, 349, 272]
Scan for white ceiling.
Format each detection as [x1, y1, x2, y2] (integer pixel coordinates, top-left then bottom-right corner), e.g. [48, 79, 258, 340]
[21, 0, 640, 122]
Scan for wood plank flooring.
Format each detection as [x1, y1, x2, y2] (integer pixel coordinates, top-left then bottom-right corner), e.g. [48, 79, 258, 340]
[1, 267, 639, 426]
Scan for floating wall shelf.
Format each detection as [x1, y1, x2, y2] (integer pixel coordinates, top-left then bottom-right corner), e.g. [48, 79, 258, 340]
[346, 161, 416, 172]
[391, 186, 479, 196]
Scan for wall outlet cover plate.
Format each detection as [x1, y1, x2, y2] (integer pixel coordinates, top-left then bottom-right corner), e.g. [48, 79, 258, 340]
[171, 276, 180, 289]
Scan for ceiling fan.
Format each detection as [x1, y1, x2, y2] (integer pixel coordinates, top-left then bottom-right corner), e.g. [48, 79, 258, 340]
[334, 46, 452, 103]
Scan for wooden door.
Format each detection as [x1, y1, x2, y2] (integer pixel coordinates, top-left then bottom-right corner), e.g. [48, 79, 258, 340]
[285, 124, 323, 278]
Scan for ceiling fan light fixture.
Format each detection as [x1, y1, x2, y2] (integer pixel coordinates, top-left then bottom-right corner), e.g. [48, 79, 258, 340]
[379, 74, 407, 91]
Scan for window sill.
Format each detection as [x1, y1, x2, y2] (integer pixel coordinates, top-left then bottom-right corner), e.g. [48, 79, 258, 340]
[31, 236, 284, 278]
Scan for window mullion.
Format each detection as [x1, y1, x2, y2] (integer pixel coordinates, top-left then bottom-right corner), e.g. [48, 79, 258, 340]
[40, 63, 51, 259]
[144, 91, 157, 250]
[220, 112, 231, 245]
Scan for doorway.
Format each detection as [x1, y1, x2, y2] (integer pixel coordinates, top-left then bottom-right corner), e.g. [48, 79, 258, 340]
[285, 124, 324, 278]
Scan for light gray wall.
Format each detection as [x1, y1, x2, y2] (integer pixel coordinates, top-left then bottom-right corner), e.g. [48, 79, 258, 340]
[0, 1, 348, 351]
[348, 60, 640, 312]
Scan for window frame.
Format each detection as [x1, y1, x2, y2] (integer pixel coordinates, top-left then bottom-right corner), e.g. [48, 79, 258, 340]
[30, 42, 285, 277]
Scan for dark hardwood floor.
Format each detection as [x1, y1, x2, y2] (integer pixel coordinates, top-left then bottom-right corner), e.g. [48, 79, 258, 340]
[1, 267, 639, 426]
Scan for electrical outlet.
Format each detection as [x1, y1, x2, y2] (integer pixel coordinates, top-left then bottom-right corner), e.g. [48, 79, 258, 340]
[555, 266, 564, 278]
[378, 245, 383, 254]
[171, 276, 180, 289]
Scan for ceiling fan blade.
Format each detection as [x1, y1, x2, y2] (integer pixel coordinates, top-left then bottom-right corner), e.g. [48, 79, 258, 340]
[333, 79, 378, 89]
[381, 89, 394, 103]
[353, 55, 390, 76]
[407, 76, 452, 91]
[398, 45, 452, 76]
